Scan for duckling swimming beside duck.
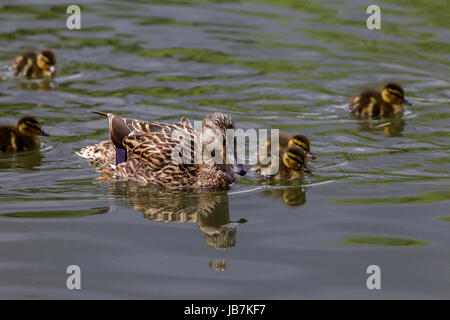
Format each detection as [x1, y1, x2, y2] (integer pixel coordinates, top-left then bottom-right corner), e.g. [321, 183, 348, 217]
[77, 111, 247, 190]
[255, 146, 312, 180]
[0, 116, 49, 153]
[268, 133, 315, 160]
[12, 49, 57, 79]
[349, 83, 411, 117]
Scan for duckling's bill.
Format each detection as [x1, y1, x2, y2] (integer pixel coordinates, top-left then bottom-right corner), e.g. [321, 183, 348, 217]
[39, 129, 50, 136]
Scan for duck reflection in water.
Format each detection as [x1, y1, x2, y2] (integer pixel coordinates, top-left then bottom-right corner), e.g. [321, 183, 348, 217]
[109, 181, 247, 250]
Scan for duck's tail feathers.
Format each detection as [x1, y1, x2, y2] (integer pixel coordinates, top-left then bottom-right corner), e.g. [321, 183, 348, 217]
[91, 110, 109, 117]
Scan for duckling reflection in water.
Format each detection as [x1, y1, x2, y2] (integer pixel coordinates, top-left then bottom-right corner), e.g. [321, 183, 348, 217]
[354, 116, 405, 137]
[110, 182, 247, 250]
[260, 187, 307, 207]
[0, 116, 49, 153]
[349, 83, 411, 117]
[12, 49, 57, 79]
[0, 149, 42, 170]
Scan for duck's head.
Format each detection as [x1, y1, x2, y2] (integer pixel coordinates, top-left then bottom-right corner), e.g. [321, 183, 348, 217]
[381, 83, 411, 106]
[282, 147, 312, 174]
[36, 49, 57, 76]
[201, 112, 247, 176]
[17, 116, 49, 137]
[288, 134, 316, 159]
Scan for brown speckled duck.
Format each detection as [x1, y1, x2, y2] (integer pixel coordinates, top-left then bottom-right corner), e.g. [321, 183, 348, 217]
[349, 82, 411, 116]
[12, 49, 57, 79]
[77, 111, 247, 190]
[0, 116, 49, 153]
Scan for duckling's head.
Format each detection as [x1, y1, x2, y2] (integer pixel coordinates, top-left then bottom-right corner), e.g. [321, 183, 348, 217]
[201, 112, 246, 176]
[381, 83, 411, 106]
[17, 116, 49, 137]
[282, 147, 312, 174]
[288, 134, 316, 159]
[36, 49, 57, 76]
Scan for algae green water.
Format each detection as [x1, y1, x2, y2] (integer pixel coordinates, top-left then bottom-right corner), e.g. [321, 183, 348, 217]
[0, 0, 449, 299]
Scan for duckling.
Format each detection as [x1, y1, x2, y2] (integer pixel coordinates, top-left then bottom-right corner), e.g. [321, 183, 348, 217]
[77, 111, 247, 190]
[257, 132, 315, 171]
[349, 82, 411, 116]
[273, 133, 315, 160]
[12, 49, 57, 79]
[255, 146, 312, 180]
[0, 116, 49, 153]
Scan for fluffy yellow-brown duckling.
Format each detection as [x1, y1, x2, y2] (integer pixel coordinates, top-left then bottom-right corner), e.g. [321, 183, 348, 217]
[255, 146, 312, 180]
[276, 133, 315, 159]
[0, 116, 49, 153]
[12, 49, 57, 79]
[349, 83, 411, 117]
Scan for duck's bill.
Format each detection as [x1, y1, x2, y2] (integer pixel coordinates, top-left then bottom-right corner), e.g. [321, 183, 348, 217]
[306, 150, 316, 160]
[403, 98, 412, 106]
[301, 165, 313, 175]
[39, 129, 50, 136]
[234, 163, 247, 176]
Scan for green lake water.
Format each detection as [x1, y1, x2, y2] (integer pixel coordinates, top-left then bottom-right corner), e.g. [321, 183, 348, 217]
[0, 0, 449, 299]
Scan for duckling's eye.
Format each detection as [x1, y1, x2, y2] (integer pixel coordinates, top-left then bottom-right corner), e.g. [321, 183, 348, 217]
[387, 89, 403, 99]
[288, 154, 303, 165]
[25, 122, 40, 131]
[211, 150, 216, 157]
[293, 139, 308, 151]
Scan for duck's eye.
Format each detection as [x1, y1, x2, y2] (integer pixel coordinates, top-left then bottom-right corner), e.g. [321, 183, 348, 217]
[211, 150, 216, 157]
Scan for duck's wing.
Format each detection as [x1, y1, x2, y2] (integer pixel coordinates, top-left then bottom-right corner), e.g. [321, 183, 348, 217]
[91, 111, 195, 149]
[122, 127, 198, 172]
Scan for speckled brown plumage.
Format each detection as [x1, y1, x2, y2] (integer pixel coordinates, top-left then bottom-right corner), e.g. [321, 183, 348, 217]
[77, 111, 246, 190]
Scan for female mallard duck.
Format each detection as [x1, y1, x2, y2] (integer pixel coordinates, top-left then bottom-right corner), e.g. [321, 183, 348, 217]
[254, 146, 312, 180]
[77, 111, 247, 190]
[0, 116, 49, 153]
[349, 82, 412, 116]
[12, 49, 57, 79]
